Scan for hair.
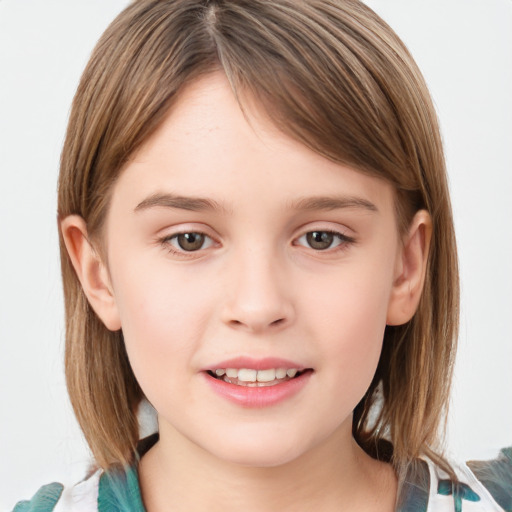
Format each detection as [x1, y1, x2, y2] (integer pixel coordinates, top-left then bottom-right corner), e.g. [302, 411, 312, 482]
[58, 0, 459, 479]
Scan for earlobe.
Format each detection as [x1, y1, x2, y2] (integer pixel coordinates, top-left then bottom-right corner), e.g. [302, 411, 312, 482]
[386, 210, 432, 326]
[60, 215, 121, 331]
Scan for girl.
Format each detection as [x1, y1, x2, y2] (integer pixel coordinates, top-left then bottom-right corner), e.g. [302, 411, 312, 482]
[11, 0, 511, 511]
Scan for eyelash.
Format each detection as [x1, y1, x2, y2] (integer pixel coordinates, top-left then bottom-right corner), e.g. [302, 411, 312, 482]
[159, 229, 355, 258]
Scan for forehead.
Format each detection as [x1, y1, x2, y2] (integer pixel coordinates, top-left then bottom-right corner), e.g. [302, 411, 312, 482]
[112, 72, 395, 219]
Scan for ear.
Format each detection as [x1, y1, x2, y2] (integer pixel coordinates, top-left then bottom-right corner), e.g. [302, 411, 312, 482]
[60, 215, 121, 331]
[386, 210, 432, 326]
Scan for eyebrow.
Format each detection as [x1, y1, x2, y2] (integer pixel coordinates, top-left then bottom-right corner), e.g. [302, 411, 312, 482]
[134, 192, 378, 214]
[287, 195, 378, 213]
[134, 193, 231, 214]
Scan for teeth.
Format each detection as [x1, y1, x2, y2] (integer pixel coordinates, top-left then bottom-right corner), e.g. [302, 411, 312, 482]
[238, 369, 257, 382]
[275, 368, 287, 379]
[211, 367, 301, 384]
[256, 369, 276, 382]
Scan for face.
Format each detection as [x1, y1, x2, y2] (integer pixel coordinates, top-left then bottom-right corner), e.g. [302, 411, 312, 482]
[103, 73, 403, 467]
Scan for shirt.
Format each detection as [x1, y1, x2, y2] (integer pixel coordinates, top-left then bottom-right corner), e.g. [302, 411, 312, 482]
[13, 437, 512, 512]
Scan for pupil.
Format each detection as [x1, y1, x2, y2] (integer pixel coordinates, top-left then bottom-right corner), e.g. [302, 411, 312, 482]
[307, 231, 333, 250]
[178, 233, 204, 251]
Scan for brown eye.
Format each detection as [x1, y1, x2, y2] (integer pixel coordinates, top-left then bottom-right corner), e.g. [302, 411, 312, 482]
[305, 231, 335, 250]
[175, 232, 206, 251]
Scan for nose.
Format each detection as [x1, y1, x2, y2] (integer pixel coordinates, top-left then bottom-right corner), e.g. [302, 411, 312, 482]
[221, 246, 295, 334]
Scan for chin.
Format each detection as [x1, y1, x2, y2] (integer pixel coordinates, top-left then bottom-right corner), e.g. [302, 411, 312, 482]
[201, 426, 317, 469]
[218, 446, 304, 469]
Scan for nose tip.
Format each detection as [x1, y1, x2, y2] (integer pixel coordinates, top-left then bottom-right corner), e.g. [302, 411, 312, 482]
[221, 257, 294, 334]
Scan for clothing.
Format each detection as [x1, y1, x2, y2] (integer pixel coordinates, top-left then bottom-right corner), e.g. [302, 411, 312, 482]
[13, 436, 512, 512]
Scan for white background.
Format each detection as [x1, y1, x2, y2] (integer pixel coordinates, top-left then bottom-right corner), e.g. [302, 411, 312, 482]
[1, 1, 511, 510]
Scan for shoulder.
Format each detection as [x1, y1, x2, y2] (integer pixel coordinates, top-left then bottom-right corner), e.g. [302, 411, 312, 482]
[463, 447, 512, 512]
[11, 434, 156, 512]
[12, 470, 101, 512]
[398, 447, 512, 512]
[11, 463, 147, 512]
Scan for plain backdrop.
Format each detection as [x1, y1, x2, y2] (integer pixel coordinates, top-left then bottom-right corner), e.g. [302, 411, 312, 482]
[1, 1, 511, 510]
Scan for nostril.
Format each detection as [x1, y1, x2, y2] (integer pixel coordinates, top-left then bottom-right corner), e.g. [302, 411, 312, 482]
[228, 317, 286, 329]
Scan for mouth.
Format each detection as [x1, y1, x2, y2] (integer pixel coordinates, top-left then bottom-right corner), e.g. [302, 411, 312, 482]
[203, 359, 314, 407]
[206, 367, 313, 387]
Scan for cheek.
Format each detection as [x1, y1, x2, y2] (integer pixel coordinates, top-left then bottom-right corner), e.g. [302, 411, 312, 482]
[109, 260, 215, 382]
[306, 258, 395, 398]
[322, 291, 387, 380]
[310, 253, 393, 337]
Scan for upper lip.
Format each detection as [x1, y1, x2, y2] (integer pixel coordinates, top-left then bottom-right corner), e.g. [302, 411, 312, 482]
[204, 356, 308, 372]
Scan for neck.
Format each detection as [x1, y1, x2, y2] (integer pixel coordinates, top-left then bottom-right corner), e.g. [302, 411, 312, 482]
[139, 420, 397, 512]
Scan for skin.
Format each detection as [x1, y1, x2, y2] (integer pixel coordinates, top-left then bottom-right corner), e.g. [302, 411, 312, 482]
[62, 72, 432, 512]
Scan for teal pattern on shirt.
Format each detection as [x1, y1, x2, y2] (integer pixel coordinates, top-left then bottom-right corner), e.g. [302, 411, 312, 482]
[97, 465, 145, 512]
[437, 480, 481, 512]
[12, 483, 63, 512]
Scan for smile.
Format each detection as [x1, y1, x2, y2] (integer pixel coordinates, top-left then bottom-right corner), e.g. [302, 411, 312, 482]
[208, 367, 305, 387]
[203, 358, 313, 407]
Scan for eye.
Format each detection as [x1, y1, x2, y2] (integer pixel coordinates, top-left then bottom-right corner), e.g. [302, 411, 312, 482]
[296, 230, 353, 251]
[166, 232, 215, 252]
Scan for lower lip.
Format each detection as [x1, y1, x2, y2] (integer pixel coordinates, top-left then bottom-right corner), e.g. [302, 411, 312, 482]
[202, 371, 312, 408]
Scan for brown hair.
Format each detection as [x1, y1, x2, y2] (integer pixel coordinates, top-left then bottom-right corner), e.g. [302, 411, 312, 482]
[58, 0, 459, 477]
